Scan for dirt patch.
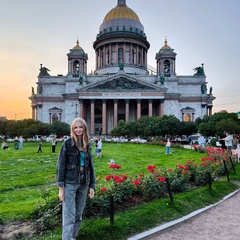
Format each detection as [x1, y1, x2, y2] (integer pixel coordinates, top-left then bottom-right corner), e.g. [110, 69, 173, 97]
[0, 221, 34, 240]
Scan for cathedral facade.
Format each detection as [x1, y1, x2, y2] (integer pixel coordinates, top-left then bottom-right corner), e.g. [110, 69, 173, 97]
[29, 0, 215, 135]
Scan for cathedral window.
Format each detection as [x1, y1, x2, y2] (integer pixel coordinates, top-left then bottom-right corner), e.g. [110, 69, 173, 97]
[164, 60, 170, 74]
[118, 48, 123, 63]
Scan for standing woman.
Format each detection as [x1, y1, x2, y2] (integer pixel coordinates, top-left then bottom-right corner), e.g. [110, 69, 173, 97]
[56, 118, 96, 240]
[52, 137, 57, 153]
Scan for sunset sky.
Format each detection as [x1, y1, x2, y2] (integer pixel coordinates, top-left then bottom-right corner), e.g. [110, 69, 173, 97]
[1, 0, 240, 120]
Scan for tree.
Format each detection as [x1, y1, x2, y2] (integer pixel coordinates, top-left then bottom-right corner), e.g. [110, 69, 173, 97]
[198, 122, 216, 137]
[48, 122, 70, 137]
[215, 119, 240, 136]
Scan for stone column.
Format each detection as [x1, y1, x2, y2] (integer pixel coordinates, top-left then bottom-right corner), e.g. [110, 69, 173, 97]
[103, 46, 106, 66]
[137, 99, 141, 120]
[110, 44, 112, 64]
[209, 106, 212, 116]
[49, 113, 51, 124]
[192, 113, 195, 122]
[114, 99, 118, 127]
[130, 44, 133, 64]
[148, 99, 153, 117]
[145, 49, 147, 68]
[182, 113, 184, 122]
[159, 99, 164, 117]
[125, 99, 130, 122]
[136, 45, 139, 64]
[79, 99, 83, 118]
[116, 43, 119, 64]
[102, 99, 107, 135]
[32, 106, 36, 120]
[90, 100, 95, 135]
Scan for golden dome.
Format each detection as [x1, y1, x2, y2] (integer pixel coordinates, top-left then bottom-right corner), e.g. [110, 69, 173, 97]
[161, 39, 171, 50]
[73, 40, 83, 50]
[103, 4, 140, 22]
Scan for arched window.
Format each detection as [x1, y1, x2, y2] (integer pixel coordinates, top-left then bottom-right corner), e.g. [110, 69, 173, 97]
[118, 48, 123, 63]
[164, 60, 170, 73]
[52, 114, 59, 123]
[73, 60, 79, 74]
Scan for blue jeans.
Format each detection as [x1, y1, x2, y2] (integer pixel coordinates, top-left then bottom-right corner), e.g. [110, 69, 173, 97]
[166, 146, 171, 154]
[62, 183, 89, 240]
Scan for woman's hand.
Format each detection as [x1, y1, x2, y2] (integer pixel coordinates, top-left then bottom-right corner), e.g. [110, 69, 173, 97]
[88, 188, 95, 199]
[58, 187, 64, 202]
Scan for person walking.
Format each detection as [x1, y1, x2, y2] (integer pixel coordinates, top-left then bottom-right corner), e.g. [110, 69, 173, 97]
[94, 138, 98, 157]
[223, 132, 233, 153]
[165, 138, 171, 154]
[19, 136, 24, 149]
[97, 138, 102, 158]
[37, 138, 43, 153]
[198, 135, 205, 148]
[56, 117, 96, 240]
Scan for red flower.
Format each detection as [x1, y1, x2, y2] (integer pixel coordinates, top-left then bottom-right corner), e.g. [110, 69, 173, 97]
[147, 165, 156, 173]
[201, 162, 207, 167]
[132, 179, 141, 186]
[113, 176, 124, 183]
[156, 177, 165, 183]
[109, 164, 122, 169]
[167, 168, 172, 172]
[101, 188, 107, 192]
[105, 175, 113, 181]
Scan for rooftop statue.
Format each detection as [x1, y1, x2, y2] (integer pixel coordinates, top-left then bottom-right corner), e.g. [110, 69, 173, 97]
[118, 62, 124, 71]
[193, 63, 205, 77]
[38, 64, 50, 77]
[209, 86, 212, 95]
[201, 84, 207, 94]
[160, 74, 165, 85]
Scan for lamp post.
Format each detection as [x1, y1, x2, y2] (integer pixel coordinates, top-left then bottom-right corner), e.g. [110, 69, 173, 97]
[72, 102, 79, 118]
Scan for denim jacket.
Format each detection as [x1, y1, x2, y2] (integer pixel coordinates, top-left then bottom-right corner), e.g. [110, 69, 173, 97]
[56, 138, 96, 189]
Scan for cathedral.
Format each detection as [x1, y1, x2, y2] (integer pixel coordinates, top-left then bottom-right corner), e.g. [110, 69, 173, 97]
[29, 0, 215, 135]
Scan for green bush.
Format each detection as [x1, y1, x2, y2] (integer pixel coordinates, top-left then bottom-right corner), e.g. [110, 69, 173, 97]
[210, 137, 218, 146]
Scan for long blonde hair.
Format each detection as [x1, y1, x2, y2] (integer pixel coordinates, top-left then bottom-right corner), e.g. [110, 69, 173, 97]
[70, 117, 90, 152]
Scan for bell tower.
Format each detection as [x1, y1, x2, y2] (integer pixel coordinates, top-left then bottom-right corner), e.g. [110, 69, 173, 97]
[67, 40, 88, 76]
[155, 39, 177, 77]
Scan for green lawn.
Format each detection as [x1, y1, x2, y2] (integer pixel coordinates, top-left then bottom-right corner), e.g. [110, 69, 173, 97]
[0, 141, 239, 240]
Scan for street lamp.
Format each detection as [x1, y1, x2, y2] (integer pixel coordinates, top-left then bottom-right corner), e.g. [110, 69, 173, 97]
[72, 102, 79, 118]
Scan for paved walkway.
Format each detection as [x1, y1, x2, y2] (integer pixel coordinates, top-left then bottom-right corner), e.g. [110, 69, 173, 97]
[128, 145, 240, 240]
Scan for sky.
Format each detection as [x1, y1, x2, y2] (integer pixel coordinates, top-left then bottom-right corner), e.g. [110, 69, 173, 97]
[1, 0, 240, 120]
